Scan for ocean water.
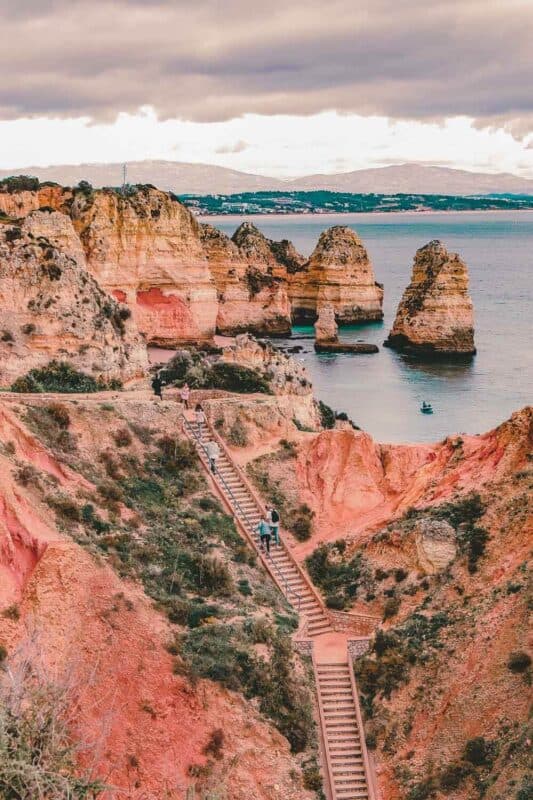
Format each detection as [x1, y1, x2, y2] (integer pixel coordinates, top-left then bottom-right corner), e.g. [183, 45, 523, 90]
[210, 211, 533, 443]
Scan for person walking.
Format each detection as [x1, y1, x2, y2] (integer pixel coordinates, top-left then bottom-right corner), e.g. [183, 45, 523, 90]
[151, 373, 163, 400]
[257, 516, 272, 554]
[205, 439, 220, 474]
[268, 506, 280, 546]
[180, 382, 190, 410]
[195, 403, 206, 438]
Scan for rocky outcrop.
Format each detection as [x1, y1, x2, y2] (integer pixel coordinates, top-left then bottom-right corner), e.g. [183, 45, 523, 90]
[200, 223, 292, 335]
[0, 212, 148, 385]
[289, 226, 384, 323]
[314, 305, 338, 344]
[69, 186, 218, 346]
[222, 333, 313, 397]
[414, 517, 457, 574]
[313, 303, 379, 353]
[385, 240, 476, 356]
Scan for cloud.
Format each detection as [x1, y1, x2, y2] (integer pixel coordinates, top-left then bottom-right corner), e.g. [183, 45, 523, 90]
[215, 140, 249, 154]
[0, 0, 531, 130]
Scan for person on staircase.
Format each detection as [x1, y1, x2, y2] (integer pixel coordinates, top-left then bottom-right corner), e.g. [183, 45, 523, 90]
[205, 439, 220, 474]
[194, 403, 206, 438]
[257, 516, 272, 554]
[180, 382, 190, 410]
[268, 507, 280, 546]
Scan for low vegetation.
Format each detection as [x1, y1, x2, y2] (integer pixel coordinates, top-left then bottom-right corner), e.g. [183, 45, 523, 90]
[0, 653, 105, 798]
[162, 350, 272, 394]
[11, 361, 121, 394]
[305, 540, 374, 609]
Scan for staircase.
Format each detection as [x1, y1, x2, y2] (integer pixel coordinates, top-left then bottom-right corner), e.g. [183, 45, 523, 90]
[181, 414, 332, 637]
[314, 659, 374, 799]
[181, 413, 376, 800]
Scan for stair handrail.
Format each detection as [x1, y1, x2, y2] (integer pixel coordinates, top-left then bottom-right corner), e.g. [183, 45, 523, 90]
[204, 418, 330, 616]
[310, 650, 337, 800]
[347, 652, 377, 800]
[181, 414, 302, 611]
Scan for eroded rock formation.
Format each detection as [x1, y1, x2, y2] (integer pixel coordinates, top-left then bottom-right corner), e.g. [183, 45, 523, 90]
[69, 187, 218, 346]
[200, 223, 292, 335]
[314, 304, 338, 344]
[385, 239, 476, 356]
[0, 212, 147, 385]
[290, 225, 384, 323]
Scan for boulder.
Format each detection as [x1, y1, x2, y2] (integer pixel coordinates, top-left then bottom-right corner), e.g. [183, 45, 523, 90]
[414, 518, 457, 574]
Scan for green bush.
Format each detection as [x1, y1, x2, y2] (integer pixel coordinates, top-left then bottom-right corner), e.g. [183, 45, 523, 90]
[383, 597, 401, 620]
[306, 541, 369, 609]
[464, 736, 493, 766]
[45, 402, 71, 428]
[438, 762, 469, 790]
[318, 400, 336, 429]
[207, 362, 272, 394]
[11, 361, 100, 393]
[507, 651, 531, 673]
[0, 175, 40, 192]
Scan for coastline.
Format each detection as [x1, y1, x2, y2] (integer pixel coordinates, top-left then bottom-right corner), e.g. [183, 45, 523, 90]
[198, 207, 533, 223]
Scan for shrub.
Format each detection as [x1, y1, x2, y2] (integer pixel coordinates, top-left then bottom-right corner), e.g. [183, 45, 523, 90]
[208, 362, 272, 394]
[464, 737, 493, 766]
[438, 762, 469, 790]
[0, 653, 106, 797]
[237, 578, 252, 596]
[46, 495, 81, 522]
[156, 436, 197, 474]
[14, 464, 40, 487]
[0, 175, 40, 192]
[302, 761, 323, 791]
[1, 605, 20, 622]
[11, 361, 100, 393]
[97, 480, 124, 503]
[21, 323, 36, 335]
[0, 645, 7, 663]
[203, 728, 224, 760]
[1, 330, 14, 342]
[507, 651, 531, 673]
[394, 568, 408, 583]
[227, 417, 248, 447]
[318, 400, 336, 429]
[113, 428, 132, 447]
[287, 503, 314, 541]
[45, 402, 70, 428]
[306, 541, 369, 609]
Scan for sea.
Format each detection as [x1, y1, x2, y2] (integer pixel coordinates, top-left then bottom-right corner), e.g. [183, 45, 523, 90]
[207, 211, 533, 443]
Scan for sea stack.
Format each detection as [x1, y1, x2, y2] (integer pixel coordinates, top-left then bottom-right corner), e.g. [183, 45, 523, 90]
[314, 303, 379, 353]
[290, 225, 383, 324]
[385, 240, 476, 357]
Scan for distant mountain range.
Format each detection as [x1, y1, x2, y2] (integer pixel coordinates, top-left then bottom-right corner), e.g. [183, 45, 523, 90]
[1, 160, 533, 196]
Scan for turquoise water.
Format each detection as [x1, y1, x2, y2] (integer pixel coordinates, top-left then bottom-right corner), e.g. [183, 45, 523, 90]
[211, 212, 533, 443]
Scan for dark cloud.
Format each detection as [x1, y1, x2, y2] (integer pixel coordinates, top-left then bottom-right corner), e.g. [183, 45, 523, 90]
[0, 0, 531, 128]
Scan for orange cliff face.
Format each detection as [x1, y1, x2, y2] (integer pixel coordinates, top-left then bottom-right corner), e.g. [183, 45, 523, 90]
[69, 187, 218, 346]
[0, 397, 314, 800]
[0, 211, 148, 386]
[200, 222, 294, 335]
[292, 406, 532, 555]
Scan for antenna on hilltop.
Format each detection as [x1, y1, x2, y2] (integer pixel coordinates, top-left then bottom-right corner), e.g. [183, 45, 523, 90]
[122, 163, 127, 194]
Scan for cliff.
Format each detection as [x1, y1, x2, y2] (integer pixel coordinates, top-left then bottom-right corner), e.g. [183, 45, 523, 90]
[69, 186, 218, 346]
[0, 396, 316, 800]
[290, 225, 384, 323]
[0, 211, 147, 385]
[238, 401, 532, 800]
[200, 223, 292, 335]
[385, 239, 476, 355]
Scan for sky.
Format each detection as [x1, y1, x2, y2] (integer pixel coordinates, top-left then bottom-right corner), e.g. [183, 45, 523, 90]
[1, 0, 533, 177]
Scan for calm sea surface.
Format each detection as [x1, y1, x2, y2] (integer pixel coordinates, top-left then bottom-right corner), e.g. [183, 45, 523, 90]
[208, 212, 533, 443]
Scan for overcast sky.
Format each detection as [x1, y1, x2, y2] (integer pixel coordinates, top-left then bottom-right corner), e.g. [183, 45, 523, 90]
[1, 0, 532, 177]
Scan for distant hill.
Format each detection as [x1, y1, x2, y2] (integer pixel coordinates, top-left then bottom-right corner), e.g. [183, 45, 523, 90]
[1, 160, 532, 196]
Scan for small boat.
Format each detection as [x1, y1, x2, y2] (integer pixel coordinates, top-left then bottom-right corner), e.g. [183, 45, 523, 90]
[420, 402, 433, 415]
